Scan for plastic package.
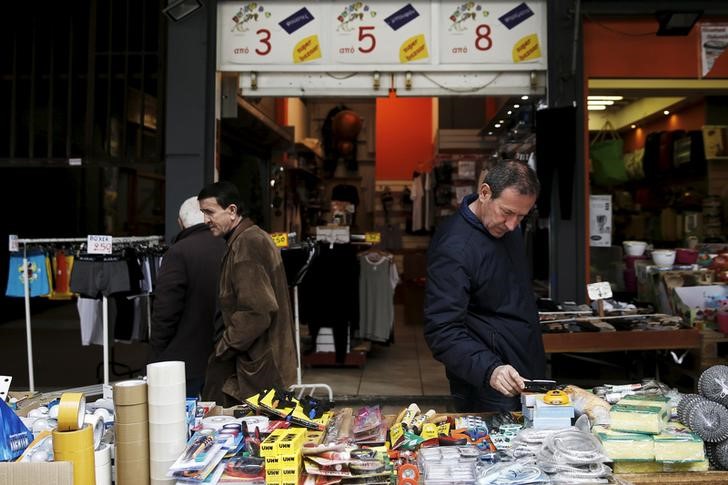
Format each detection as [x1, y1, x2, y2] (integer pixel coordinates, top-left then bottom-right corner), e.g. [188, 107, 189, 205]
[563, 386, 610, 426]
[536, 428, 612, 484]
[475, 460, 550, 485]
[654, 422, 705, 463]
[592, 426, 655, 461]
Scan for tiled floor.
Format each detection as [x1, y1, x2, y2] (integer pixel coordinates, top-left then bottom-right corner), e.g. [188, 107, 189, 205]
[301, 305, 451, 399]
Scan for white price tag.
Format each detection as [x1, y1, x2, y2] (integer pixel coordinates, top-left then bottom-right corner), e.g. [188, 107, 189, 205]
[87, 235, 113, 255]
[8, 234, 18, 252]
[587, 281, 613, 301]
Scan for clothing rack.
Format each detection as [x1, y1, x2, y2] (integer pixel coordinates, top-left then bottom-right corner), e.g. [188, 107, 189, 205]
[16, 235, 163, 392]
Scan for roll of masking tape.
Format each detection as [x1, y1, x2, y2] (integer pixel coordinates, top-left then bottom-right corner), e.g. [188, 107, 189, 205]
[240, 415, 269, 433]
[57, 392, 86, 432]
[113, 380, 147, 406]
[115, 403, 148, 424]
[95, 444, 112, 485]
[201, 415, 237, 431]
[52, 425, 95, 485]
[84, 413, 104, 450]
[146, 361, 185, 385]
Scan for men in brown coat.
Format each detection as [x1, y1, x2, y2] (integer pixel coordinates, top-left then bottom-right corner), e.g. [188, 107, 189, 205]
[198, 181, 296, 405]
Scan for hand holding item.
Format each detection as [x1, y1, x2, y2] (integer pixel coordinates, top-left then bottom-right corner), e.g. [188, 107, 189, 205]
[489, 365, 525, 397]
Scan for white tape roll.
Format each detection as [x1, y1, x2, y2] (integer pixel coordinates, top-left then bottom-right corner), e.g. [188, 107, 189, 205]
[28, 408, 48, 418]
[148, 420, 188, 443]
[239, 416, 269, 433]
[151, 478, 175, 485]
[150, 458, 176, 480]
[201, 415, 237, 431]
[149, 439, 187, 462]
[95, 444, 112, 485]
[48, 404, 59, 419]
[148, 403, 187, 424]
[84, 413, 105, 450]
[147, 383, 186, 406]
[93, 407, 114, 425]
[146, 361, 186, 385]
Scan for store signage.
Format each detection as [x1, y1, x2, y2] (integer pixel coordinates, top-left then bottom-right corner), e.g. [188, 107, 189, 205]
[271, 232, 290, 248]
[700, 23, 728, 77]
[87, 235, 113, 255]
[587, 281, 612, 301]
[217, 1, 547, 71]
[8, 235, 18, 252]
[589, 195, 612, 248]
[364, 232, 381, 243]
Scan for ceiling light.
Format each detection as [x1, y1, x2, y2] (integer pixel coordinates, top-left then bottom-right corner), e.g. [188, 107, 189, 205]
[631, 124, 637, 129]
[521, 95, 529, 100]
[663, 110, 670, 115]
[656, 10, 702, 36]
[587, 95, 624, 101]
[488, 131, 493, 135]
[494, 123, 501, 128]
[507, 110, 512, 115]
[587, 105, 606, 111]
[513, 104, 520, 109]
[163, 0, 204, 22]
[499, 120, 504, 123]
[587, 100, 615, 105]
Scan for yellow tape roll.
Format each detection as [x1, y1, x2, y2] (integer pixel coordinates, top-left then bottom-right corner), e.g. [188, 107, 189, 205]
[52, 425, 95, 485]
[57, 392, 86, 432]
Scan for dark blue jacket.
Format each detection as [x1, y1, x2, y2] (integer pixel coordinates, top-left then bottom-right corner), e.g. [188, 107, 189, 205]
[424, 194, 546, 406]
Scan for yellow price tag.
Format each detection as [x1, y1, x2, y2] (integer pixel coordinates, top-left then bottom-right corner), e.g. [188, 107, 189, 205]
[389, 423, 405, 448]
[271, 233, 289, 248]
[365, 232, 381, 244]
[420, 423, 439, 440]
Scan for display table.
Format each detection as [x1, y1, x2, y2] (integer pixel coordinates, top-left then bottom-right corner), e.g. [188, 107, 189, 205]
[542, 328, 702, 353]
[617, 471, 728, 484]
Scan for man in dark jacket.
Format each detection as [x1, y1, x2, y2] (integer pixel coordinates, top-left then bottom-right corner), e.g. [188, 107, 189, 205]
[149, 196, 226, 396]
[424, 160, 546, 412]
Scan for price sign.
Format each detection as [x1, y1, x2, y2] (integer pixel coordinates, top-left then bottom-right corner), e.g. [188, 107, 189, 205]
[8, 235, 18, 252]
[587, 281, 613, 301]
[331, 1, 431, 64]
[439, 1, 546, 67]
[271, 232, 289, 248]
[87, 235, 113, 255]
[219, 2, 324, 66]
[364, 232, 381, 243]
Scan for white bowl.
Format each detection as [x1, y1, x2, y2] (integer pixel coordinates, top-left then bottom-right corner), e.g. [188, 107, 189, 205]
[623, 240, 647, 256]
[652, 249, 676, 268]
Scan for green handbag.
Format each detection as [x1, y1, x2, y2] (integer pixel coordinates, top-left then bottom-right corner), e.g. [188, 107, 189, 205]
[590, 121, 628, 186]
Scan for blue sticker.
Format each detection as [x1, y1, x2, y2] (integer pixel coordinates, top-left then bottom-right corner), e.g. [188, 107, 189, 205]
[279, 7, 314, 35]
[498, 3, 534, 30]
[384, 3, 419, 31]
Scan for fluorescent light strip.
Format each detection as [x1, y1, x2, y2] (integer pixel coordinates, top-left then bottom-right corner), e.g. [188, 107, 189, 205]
[587, 105, 607, 111]
[587, 100, 615, 105]
[587, 95, 624, 101]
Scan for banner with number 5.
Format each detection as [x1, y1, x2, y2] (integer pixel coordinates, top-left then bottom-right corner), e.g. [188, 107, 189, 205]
[331, 1, 431, 64]
[219, 2, 324, 66]
[439, 1, 546, 67]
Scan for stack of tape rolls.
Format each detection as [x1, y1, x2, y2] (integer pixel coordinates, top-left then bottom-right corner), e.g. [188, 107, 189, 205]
[95, 443, 112, 485]
[114, 379, 150, 485]
[52, 392, 96, 485]
[147, 361, 187, 485]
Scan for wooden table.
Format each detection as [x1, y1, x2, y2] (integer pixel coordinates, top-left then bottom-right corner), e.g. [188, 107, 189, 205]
[617, 471, 728, 484]
[542, 329, 702, 353]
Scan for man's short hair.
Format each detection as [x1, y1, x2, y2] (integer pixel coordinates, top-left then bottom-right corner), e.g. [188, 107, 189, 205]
[198, 181, 247, 217]
[484, 160, 540, 199]
[178, 196, 204, 228]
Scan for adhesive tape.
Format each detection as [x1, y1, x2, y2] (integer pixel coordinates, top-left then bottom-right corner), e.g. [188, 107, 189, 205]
[52, 426, 95, 485]
[239, 415, 269, 433]
[115, 403, 148, 424]
[84, 413, 105, 450]
[201, 415, 237, 430]
[95, 444, 112, 485]
[28, 407, 48, 418]
[94, 442, 112, 466]
[57, 392, 86, 432]
[146, 361, 186, 384]
[398, 464, 420, 482]
[113, 380, 147, 406]
[93, 407, 114, 424]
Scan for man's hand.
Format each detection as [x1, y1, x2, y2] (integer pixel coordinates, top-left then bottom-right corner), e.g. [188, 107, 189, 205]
[489, 365, 525, 397]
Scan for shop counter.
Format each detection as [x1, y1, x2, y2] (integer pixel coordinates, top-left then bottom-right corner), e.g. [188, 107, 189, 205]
[542, 328, 701, 353]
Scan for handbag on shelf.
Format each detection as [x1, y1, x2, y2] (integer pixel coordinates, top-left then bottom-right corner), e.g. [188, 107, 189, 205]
[590, 121, 628, 186]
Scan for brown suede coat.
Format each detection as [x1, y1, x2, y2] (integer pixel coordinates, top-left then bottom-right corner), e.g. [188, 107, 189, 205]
[211, 219, 296, 403]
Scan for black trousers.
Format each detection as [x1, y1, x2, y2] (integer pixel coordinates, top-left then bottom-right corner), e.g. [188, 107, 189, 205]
[448, 374, 520, 413]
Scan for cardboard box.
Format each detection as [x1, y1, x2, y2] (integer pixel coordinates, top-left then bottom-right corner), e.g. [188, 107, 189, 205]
[674, 285, 728, 328]
[0, 462, 73, 485]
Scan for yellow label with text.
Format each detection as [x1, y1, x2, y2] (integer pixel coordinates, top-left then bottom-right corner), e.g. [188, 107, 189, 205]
[512, 34, 541, 63]
[399, 34, 429, 63]
[437, 423, 451, 436]
[364, 232, 381, 243]
[293, 35, 322, 63]
[420, 423, 439, 440]
[271, 233, 289, 248]
[390, 423, 405, 447]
